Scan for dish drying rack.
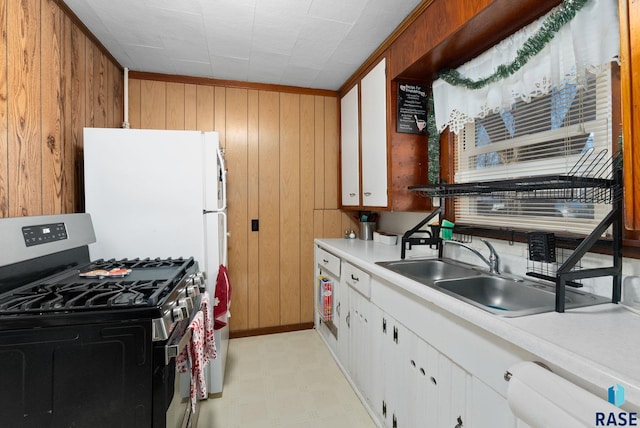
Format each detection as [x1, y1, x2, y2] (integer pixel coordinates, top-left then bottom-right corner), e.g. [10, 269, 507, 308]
[406, 150, 623, 313]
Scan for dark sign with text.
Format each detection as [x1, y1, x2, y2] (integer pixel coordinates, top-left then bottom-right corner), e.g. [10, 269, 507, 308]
[397, 83, 428, 135]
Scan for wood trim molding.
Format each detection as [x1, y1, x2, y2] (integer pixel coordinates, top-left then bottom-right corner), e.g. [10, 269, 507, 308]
[229, 322, 314, 339]
[57, 0, 122, 70]
[129, 71, 338, 97]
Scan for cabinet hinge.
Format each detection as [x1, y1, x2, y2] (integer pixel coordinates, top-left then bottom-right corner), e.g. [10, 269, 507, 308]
[393, 413, 398, 428]
[393, 326, 398, 344]
[382, 400, 387, 418]
[455, 416, 464, 428]
[382, 317, 387, 333]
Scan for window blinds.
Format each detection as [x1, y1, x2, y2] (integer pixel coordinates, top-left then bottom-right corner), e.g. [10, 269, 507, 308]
[454, 68, 614, 235]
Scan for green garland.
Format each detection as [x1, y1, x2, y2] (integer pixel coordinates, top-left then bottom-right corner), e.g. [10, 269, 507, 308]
[427, 92, 440, 184]
[437, 0, 590, 89]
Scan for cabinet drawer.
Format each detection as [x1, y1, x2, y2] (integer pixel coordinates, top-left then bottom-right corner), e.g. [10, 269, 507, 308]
[344, 262, 371, 298]
[317, 247, 341, 277]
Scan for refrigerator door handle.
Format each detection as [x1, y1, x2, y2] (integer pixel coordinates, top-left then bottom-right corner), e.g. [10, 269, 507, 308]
[220, 211, 228, 266]
[217, 148, 227, 212]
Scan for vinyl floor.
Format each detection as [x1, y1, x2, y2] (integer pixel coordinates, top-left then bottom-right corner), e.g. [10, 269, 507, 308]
[197, 329, 377, 428]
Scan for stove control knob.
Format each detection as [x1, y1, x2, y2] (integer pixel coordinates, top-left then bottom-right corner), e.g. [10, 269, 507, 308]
[186, 285, 198, 297]
[172, 302, 189, 322]
[180, 297, 194, 312]
[194, 272, 206, 288]
[172, 307, 185, 322]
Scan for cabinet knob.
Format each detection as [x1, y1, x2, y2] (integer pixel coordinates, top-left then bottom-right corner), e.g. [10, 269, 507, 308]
[364, 192, 372, 196]
[351, 274, 359, 282]
[349, 192, 356, 197]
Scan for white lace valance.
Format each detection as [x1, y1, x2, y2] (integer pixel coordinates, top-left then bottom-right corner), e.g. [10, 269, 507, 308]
[432, 0, 620, 135]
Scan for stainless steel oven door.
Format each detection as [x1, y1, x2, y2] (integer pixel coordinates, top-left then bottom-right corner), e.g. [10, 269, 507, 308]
[161, 318, 199, 428]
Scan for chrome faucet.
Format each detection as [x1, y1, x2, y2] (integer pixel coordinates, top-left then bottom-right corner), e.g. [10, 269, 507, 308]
[443, 239, 500, 274]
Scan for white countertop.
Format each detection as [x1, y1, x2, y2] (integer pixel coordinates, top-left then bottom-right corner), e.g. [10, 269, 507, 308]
[316, 238, 640, 410]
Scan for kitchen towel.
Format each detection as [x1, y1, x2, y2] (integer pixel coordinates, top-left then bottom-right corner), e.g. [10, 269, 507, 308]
[507, 361, 621, 427]
[176, 292, 217, 412]
[200, 291, 217, 361]
[213, 264, 232, 329]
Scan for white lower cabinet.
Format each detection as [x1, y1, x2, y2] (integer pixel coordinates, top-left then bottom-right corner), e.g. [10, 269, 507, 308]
[349, 286, 374, 406]
[374, 310, 472, 428]
[336, 269, 350, 365]
[314, 244, 526, 428]
[375, 311, 409, 428]
[471, 377, 519, 427]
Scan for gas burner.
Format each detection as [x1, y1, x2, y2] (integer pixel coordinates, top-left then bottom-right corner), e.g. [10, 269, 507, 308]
[91, 257, 188, 270]
[0, 280, 170, 311]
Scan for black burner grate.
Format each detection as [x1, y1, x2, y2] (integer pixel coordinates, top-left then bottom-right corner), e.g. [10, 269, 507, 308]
[89, 257, 189, 270]
[0, 257, 196, 314]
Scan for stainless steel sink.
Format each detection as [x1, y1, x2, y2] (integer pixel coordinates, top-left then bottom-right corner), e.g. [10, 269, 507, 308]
[434, 276, 606, 316]
[376, 258, 609, 317]
[376, 259, 481, 283]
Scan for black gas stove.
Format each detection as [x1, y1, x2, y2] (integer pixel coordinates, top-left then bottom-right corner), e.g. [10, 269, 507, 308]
[0, 214, 205, 427]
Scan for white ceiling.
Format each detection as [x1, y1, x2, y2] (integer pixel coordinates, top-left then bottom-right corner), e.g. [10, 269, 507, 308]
[63, 0, 423, 91]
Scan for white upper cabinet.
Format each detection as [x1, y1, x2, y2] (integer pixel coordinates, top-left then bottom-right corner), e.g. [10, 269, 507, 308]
[340, 84, 360, 207]
[340, 57, 389, 209]
[360, 58, 388, 207]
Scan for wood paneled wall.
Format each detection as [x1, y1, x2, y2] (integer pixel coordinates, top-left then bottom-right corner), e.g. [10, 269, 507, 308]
[0, 0, 123, 218]
[620, 0, 640, 231]
[128, 77, 356, 332]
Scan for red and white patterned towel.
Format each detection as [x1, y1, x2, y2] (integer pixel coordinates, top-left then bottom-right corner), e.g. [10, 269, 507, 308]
[200, 291, 217, 360]
[176, 292, 217, 412]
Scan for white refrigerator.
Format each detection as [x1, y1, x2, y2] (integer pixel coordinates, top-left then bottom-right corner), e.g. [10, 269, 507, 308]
[83, 127, 229, 395]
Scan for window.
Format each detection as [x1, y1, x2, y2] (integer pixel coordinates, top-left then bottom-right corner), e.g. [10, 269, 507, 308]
[454, 67, 615, 235]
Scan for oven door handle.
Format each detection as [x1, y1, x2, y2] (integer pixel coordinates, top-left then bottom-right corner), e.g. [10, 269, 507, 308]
[165, 327, 192, 365]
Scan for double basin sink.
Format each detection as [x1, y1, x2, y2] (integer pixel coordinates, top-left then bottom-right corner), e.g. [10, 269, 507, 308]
[376, 258, 608, 317]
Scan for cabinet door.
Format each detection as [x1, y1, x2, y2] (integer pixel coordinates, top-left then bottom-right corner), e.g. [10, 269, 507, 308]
[336, 271, 350, 365]
[369, 304, 385, 423]
[436, 352, 472, 428]
[471, 377, 518, 428]
[360, 58, 388, 207]
[341, 84, 360, 207]
[348, 286, 375, 406]
[377, 312, 413, 428]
